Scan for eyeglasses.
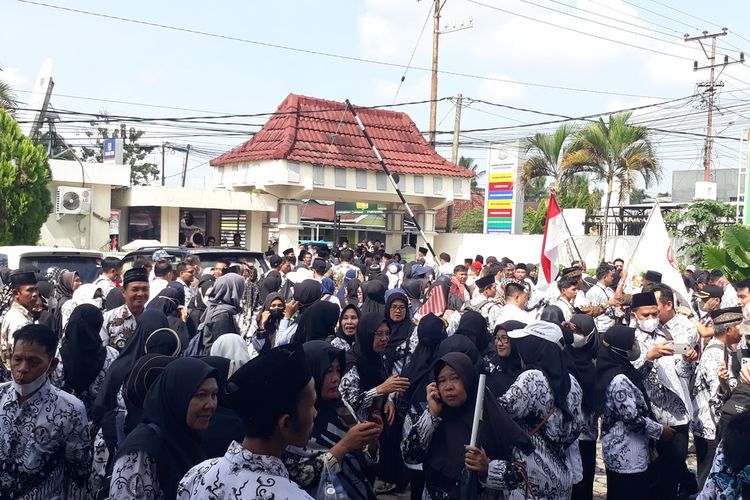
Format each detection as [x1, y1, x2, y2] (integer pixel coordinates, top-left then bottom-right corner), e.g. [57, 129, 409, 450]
[495, 336, 510, 344]
[390, 305, 407, 311]
[374, 329, 390, 338]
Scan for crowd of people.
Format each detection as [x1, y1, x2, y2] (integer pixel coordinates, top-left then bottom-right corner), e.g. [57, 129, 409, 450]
[1, 240, 750, 499]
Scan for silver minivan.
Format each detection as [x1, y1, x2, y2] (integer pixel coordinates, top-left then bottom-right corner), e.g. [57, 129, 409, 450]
[0, 246, 103, 283]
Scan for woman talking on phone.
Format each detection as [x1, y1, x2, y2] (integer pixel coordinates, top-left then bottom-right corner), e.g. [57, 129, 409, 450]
[401, 352, 533, 499]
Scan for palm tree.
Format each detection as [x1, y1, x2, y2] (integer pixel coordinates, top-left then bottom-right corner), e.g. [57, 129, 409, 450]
[564, 112, 661, 260]
[520, 123, 577, 190]
[459, 156, 481, 191]
[0, 66, 17, 111]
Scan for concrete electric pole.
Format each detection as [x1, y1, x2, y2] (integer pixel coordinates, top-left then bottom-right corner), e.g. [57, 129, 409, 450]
[685, 29, 745, 181]
[446, 93, 463, 232]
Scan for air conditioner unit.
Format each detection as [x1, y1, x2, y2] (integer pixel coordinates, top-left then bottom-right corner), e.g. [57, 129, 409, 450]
[56, 186, 92, 215]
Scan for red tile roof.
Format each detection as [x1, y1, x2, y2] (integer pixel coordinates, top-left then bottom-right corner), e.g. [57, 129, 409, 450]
[211, 93, 474, 178]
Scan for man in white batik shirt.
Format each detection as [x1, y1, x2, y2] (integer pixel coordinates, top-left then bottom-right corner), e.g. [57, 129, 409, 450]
[0, 271, 38, 367]
[470, 274, 504, 333]
[0, 324, 91, 499]
[691, 307, 742, 488]
[100, 268, 150, 350]
[585, 263, 620, 333]
[178, 344, 316, 500]
[631, 291, 697, 500]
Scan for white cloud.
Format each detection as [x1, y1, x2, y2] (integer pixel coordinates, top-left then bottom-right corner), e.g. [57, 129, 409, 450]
[475, 74, 525, 102]
[0, 66, 28, 91]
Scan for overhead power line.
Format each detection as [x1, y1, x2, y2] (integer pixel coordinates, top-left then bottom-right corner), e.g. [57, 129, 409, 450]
[15, 0, 672, 99]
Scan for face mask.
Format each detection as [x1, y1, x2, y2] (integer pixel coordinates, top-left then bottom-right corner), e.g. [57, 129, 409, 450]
[637, 318, 659, 333]
[572, 333, 589, 348]
[13, 361, 51, 397]
[270, 308, 285, 320]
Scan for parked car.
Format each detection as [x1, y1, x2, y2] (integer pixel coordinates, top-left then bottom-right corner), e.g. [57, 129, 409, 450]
[119, 246, 269, 274]
[0, 246, 103, 283]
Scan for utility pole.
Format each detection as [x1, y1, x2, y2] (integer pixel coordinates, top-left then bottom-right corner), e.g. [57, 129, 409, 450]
[161, 142, 166, 186]
[428, 0, 442, 146]
[446, 94, 463, 233]
[181, 144, 190, 188]
[685, 29, 745, 181]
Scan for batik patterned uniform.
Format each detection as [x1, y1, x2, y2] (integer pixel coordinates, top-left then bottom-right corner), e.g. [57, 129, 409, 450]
[51, 345, 119, 414]
[691, 339, 736, 441]
[697, 442, 750, 500]
[339, 365, 380, 422]
[633, 327, 695, 426]
[109, 450, 164, 499]
[0, 380, 91, 499]
[470, 296, 504, 333]
[178, 441, 314, 499]
[601, 374, 663, 473]
[0, 301, 34, 364]
[498, 370, 584, 499]
[100, 304, 137, 350]
[584, 284, 615, 333]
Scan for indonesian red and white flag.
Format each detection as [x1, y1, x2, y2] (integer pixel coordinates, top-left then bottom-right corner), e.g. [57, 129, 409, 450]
[537, 193, 572, 291]
[625, 202, 690, 304]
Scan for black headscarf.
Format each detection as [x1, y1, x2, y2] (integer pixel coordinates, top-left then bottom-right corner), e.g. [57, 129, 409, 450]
[60, 304, 106, 394]
[147, 287, 191, 347]
[342, 278, 362, 309]
[510, 332, 572, 416]
[293, 299, 340, 344]
[384, 292, 414, 367]
[540, 305, 574, 345]
[200, 356, 245, 459]
[455, 311, 490, 353]
[564, 314, 598, 414]
[345, 312, 388, 391]
[117, 357, 217, 499]
[93, 310, 170, 423]
[56, 270, 78, 301]
[401, 278, 425, 316]
[360, 280, 386, 315]
[424, 353, 534, 495]
[400, 313, 446, 407]
[335, 304, 360, 347]
[486, 321, 526, 397]
[145, 327, 183, 356]
[595, 325, 652, 416]
[259, 271, 282, 301]
[122, 354, 178, 435]
[436, 335, 480, 365]
[294, 279, 323, 309]
[105, 286, 125, 311]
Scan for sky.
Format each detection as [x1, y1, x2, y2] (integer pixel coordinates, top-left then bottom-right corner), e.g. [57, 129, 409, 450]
[3, 0, 750, 194]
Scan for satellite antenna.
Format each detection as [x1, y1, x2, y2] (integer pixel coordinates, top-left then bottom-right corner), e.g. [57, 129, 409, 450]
[20, 58, 54, 140]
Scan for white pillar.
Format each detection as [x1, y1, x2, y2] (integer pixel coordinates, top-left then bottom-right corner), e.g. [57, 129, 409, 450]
[245, 211, 269, 251]
[413, 209, 437, 252]
[276, 198, 303, 253]
[160, 206, 180, 246]
[384, 207, 404, 253]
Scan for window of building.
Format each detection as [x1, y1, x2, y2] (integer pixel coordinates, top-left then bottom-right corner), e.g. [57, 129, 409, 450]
[414, 175, 424, 194]
[127, 207, 161, 244]
[376, 172, 387, 191]
[433, 177, 443, 195]
[356, 170, 368, 189]
[335, 167, 347, 187]
[313, 165, 325, 185]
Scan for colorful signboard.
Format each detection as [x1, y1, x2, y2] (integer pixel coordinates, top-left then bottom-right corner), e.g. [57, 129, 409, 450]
[484, 142, 523, 234]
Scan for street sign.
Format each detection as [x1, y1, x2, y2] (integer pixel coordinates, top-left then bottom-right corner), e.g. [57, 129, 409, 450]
[103, 138, 124, 165]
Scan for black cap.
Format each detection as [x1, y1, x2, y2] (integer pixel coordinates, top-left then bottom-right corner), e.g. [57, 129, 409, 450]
[269, 255, 283, 268]
[225, 344, 312, 425]
[644, 270, 663, 283]
[418, 247, 428, 255]
[311, 258, 327, 275]
[695, 284, 723, 300]
[631, 291, 657, 308]
[560, 266, 582, 280]
[9, 270, 37, 287]
[515, 263, 527, 271]
[264, 250, 275, 257]
[123, 267, 149, 287]
[475, 275, 495, 291]
[709, 306, 743, 326]
[282, 248, 294, 256]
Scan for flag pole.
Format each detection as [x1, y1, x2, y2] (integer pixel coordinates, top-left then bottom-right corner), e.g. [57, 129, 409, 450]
[550, 189, 584, 263]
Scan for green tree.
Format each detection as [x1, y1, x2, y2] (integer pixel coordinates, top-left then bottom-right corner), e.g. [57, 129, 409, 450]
[520, 123, 577, 190]
[703, 225, 750, 282]
[80, 112, 159, 185]
[564, 112, 661, 260]
[0, 110, 53, 244]
[453, 208, 484, 233]
[524, 177, 548, 202]
[664, 200, 736, 264]
[0, 66, 17, 111]
[523, 174, 601, 234]
[459, 156, 482, 192]
[630, 188, 646, 204]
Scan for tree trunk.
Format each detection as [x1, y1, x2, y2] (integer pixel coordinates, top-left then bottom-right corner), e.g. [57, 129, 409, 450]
[599, 179, 613, 262]
[446, 204, 454, 233]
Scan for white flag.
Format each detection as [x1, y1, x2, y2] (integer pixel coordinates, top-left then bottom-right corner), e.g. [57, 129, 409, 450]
[537, 194, 573, 291]
[625, 202, 689, 303]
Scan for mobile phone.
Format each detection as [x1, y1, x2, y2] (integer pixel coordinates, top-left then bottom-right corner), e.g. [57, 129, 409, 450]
[742, 356, 750, 369]
[673, 343, 691, 355]
[370, 395, 385, 416]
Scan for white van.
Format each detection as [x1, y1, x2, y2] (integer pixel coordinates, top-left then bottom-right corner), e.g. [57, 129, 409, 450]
[0, 246, 103, 283]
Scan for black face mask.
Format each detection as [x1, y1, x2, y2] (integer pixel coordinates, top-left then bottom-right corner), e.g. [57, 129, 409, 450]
[270, 308, 285, 320]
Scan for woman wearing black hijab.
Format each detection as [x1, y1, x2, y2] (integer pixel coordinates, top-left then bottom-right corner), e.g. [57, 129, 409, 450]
[342, 278, 363, 309]
[341, 312, 410, 423]
[397, 313, 446, 500]
[597, 325, 666, 500]
[384, 291, 416, 374]
[401, 278, 425, 317]
[250, 292, 285, 354]
[360, 280, 386, 315]
[401, 352, 534, 499]
[284, 341, 382, 499]
[55, 304, 119, 414]
[332, 303, 360, 351]
[565, 314, 599, 500]
[292, 297, 340, 344]
[147, 285, 194, 346]
[436, 335, 480, 365]
[486, 320, 526, 397]
[199, 356, 245, 459]
[498, 322, 584, 499]
[454, 310, 492, 365]
[122, 354, 178, 436]
[110, 357, 219, 499]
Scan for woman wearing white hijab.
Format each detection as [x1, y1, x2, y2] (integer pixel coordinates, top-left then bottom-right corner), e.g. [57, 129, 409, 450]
[210, 334, 252, 377]
[61, 283, 103, 331]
